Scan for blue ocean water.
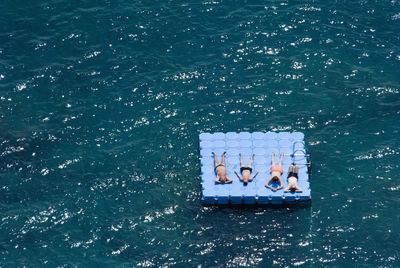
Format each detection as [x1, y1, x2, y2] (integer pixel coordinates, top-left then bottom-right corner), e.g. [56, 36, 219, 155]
[1, 0, 399, 266]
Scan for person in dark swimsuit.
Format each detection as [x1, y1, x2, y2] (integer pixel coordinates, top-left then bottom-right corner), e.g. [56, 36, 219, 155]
[212, 152, 232, 184]
[284, 164, 302, 192]
[235, 153, 258, 185]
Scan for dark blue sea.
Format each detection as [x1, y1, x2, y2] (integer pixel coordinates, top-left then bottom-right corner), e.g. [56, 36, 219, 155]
[1, 0, 400, 267]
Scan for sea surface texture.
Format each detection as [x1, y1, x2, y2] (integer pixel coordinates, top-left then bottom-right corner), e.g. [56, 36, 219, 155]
[1, 0, 399, 267]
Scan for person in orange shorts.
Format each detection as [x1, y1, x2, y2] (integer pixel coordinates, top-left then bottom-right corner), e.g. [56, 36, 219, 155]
[265, 152, 284, 191]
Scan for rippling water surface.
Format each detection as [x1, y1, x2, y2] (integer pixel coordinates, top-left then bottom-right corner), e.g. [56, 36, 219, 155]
[1, 0, 400, 266]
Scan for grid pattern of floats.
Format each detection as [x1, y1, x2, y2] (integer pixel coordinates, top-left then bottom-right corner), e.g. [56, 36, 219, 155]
[199, 132, 311, 205]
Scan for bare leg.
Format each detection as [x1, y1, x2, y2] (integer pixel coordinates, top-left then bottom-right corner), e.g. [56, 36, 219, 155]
[239, 153, 244, 167]
[288, 165, 295, 173]
[247, 154, 254, 167]
[247, 154, 255, 181]
[279, 152, 284, 166]
[221, 152, 226, 166]
[294, 165, 299, 173]
[213, 152, 219, 168]
[288, 164, 299, 175]
[271, 152, 275, 167]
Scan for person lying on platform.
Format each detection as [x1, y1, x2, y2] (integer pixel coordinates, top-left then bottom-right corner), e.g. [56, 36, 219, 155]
[284, 164, 303, 192]
[234, 153, 259, 185]
[212, 152, 232, 184]
[265, 152, 284, 191]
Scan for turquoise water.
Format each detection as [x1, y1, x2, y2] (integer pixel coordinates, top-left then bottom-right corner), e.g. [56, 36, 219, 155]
[1, 0, 400, 266]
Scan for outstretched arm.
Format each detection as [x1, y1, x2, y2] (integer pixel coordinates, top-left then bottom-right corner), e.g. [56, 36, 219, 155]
[274, 177, 284, 190]
[279, 177, 284, 186]
[265, 175, 273, 186]
[265, 180, 277, 191]
[250, 171, 259, 181]
[234, 171, 242, 181]
[294, 186, 303, 192]
[266, 185, 278, 191]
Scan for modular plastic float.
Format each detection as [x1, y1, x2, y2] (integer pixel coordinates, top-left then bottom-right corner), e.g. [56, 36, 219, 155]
[199, 132, 311, 205]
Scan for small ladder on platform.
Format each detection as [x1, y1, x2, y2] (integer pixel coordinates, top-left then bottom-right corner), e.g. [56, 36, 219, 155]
[290, 141, 312, 175]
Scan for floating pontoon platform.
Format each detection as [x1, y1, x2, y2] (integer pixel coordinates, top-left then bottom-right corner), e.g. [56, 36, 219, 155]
[199, 132, 311, 205]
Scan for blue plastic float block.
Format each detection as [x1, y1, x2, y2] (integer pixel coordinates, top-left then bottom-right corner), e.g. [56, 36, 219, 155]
[199, 132, 311, 205]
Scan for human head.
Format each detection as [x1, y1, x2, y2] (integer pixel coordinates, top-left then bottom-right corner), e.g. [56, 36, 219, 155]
[219, 172, 227, 181]
[272, 176, 279, 182]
